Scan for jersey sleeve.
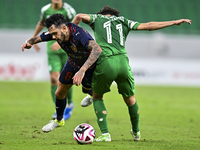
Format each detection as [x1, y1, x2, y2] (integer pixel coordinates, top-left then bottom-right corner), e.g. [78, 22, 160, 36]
[88, 14, 97, 23]
[75, 27, 94, 48]
[63, 2, 76, 22]
[85, 14, 97, 29]
[40, 3, 51, 21]
[124, 17, 141, 30]
[40, 31, 53, 41]
[40, 8, 45, 21]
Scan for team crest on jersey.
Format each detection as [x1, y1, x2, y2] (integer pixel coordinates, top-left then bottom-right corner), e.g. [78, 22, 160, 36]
[71, 46, 77, 52]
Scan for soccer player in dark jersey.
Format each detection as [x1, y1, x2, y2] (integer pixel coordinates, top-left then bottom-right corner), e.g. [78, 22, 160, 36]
[32, 0, 76, 121]
[72, 6, 191, 141]
[21, 13, 102, 132]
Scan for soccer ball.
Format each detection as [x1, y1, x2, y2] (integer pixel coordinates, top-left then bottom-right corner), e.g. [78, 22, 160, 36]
[73, 123, 96, 144]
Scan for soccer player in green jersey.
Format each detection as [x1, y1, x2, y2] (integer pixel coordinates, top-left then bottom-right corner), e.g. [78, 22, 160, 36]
[72, 6, 191, 142]
[32, 0, 76, 120]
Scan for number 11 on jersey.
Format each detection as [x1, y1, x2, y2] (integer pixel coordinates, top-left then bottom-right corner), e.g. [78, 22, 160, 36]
[103, 21, 124, 46]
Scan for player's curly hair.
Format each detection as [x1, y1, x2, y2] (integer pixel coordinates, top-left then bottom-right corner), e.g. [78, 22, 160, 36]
[41, 13, 67, 28]
[97, 6, 120, 17]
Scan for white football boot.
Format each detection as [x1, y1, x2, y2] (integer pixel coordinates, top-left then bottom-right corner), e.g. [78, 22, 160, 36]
[130, 129, 141, 141]
[42, 119, 64, 133]
[81, 95, 93, 107]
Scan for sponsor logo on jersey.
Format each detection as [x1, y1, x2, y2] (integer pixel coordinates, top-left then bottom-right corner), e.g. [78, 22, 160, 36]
[71, 46, 77, 52]
[75, 32, 80, 36]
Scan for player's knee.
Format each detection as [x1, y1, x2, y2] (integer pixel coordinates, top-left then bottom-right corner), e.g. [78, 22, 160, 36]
[55, 90, 65, 99]
[123, 95, 136, 106]
[51, 77, 58, 85]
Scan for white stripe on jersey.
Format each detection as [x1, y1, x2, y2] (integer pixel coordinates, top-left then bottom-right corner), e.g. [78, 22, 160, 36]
[90, 14, 97, 24]
[40, 3, 51, 20]
[63, 2, 76, 20]
[128, 20, 138, 30]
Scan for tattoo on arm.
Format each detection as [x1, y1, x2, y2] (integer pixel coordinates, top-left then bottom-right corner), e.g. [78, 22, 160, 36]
[81, 40, 102, 71]
[27, 36, 42, 45]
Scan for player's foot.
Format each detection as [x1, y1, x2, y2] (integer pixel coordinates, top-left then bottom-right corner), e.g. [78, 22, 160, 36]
[63, 103, 74, 120]
[52, 112, 57, 120]
[130, 129, 141, 141]
[81, 95, 93, 107]
[42, 119, 64, 133]
[95, 133, 111, 142]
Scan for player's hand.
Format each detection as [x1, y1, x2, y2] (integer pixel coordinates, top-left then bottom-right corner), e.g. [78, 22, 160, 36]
[72, 70, 85, 86]
[175, 19, 192, 25]
[33, 44, 40, 52]
[51, 42, 61, 51]
[21, 42, 32, 51]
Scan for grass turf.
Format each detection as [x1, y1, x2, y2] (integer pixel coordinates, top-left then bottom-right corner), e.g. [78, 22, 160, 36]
[0, 81, 199, 150]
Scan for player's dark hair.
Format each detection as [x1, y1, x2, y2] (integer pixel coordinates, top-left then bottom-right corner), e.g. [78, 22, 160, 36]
[41, 13, 67, 28]
[97, 6, 120, 17]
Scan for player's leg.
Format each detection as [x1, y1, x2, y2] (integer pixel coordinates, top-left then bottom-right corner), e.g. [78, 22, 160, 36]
[115, 55, 141, 141]
[81, 86, 93, 107]
[81, 67, 110, 139]
[122, 95, 141, 141]
[92, 92, 111, 142]
[50, 71, 60, 103]
[91, 58, 116, 142]
[42, 81, 72, 132]
[42, 62, 75, 133]
[48, 53, 61, 119]
[80, 69, 94, 107]
[55, 82, 72, 121]
[50, 71, 60, 119]
[50, 71, 60, 102]
[63, 87, 74, 120]
[61, 53, 74, 120]
[81, 73, 93, 107]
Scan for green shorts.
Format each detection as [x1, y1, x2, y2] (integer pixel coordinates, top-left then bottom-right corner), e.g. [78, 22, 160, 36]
[47, 52, 68, 72]
[92, 54, 135, 97]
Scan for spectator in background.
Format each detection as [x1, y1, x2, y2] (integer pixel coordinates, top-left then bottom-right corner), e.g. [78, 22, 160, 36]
[32, 0, 76, 120]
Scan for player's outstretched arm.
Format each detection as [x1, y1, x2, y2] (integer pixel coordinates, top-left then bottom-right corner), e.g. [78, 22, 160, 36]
[21, 36, 42, 51]
[32, 20, 44, 52]
[137, 19, 191, 31]
[72, 40, 102, 86]
[72, 13, 91, 25]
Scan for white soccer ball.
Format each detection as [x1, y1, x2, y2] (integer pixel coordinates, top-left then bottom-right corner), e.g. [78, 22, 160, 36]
[73, 123, 96, 144]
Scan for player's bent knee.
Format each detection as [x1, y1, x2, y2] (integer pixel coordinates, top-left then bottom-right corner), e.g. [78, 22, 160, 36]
[55, 91, 65, 100]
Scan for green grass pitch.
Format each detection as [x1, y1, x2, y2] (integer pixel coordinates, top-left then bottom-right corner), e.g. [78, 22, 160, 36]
[0, 81, 200, 150]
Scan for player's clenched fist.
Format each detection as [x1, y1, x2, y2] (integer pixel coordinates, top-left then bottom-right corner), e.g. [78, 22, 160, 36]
[21, 42, 32, 51]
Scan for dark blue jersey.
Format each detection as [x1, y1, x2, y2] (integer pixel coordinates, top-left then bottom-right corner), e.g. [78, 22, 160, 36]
[40, 23, 95, 69]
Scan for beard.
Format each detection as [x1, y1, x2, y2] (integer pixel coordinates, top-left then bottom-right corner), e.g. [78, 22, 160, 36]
[61, 32, 66, 41]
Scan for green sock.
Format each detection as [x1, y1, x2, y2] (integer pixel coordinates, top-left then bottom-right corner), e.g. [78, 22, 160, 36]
[128, 102, 140, 133]
[66, 87, 73, 104]
[93, 99, 109, 134]
[51, 85, 57, 104]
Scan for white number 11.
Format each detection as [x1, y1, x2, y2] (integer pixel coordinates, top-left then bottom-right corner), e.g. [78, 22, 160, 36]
[103, 21, 124, 46]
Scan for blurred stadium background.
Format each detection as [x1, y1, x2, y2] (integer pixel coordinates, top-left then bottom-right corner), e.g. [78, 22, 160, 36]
[0, 0, 200, 86]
